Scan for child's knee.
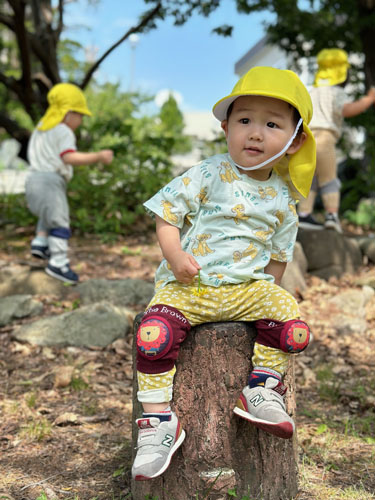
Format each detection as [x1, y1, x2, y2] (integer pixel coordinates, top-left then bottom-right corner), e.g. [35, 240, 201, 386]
[136, 304, 191, 373]
[255, 318, 311, 353]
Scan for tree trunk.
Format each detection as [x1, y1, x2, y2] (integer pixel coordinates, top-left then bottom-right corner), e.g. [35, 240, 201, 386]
[132, 315, 298, 500]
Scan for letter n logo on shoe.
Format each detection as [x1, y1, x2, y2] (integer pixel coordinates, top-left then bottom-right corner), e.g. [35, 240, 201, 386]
[250, 394, 265, 407]
[162, 434, 174, 447]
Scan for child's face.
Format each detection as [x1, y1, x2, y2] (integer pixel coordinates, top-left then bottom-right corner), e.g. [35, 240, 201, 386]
[63, 111, 83, 131]
[221, 95, 305, 179]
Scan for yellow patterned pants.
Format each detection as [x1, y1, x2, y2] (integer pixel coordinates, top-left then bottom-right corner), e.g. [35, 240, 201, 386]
[137, 279, 299, 403]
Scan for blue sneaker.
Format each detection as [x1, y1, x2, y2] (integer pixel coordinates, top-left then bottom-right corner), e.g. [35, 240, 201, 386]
[31, 244, 50, 260]
[46, 263, 79, 284]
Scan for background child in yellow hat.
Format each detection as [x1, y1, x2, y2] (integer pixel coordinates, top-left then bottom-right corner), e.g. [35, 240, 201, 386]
[298, 48, 375, 233]
[25, 82, 113, 284]
[131, 66, 315, 481]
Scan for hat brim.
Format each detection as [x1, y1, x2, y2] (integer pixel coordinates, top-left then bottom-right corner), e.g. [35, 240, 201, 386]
[212, 90, 304, 122]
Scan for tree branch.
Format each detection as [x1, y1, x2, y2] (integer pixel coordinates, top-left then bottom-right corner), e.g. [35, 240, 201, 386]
[57, 0, 64, 35]
[0, 111, 31, 143]
[80, 2, 163, 89]
[0, 12, 14, 29]
[0, 70, 23, 96]
[7, 0, 36, 115]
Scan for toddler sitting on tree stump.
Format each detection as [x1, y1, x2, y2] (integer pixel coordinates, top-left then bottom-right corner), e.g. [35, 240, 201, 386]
[132, 66, 316, 481]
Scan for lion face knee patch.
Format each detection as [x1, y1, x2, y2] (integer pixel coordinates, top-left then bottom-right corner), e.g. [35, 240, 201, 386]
[136, 317, 173, 359]
[280, 320, 311, 353]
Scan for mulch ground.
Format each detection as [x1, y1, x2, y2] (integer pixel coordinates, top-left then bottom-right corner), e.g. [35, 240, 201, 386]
[1, 227, 375, 499]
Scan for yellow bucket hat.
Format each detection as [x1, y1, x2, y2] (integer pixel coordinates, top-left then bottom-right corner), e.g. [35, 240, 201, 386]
[212, 66, 316, 198]
[37, 83, 92, 131]
[314, 48, 350, 87]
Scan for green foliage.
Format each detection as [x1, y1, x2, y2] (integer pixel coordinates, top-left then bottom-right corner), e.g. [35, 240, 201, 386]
[345, 199, 375, 229]
[0, 193, 35, 227]
[70, 376, 89, 391]
[1, 83, 192, 237]
[65, 82, 189, 236]
[198, 131, 227, 159]
[158, 94, 192, 154]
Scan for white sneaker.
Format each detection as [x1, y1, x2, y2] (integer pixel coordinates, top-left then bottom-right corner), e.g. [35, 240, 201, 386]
[233, 377, 295, 439]
[324, 213, 342, 233]
[132, 411, 185, 481]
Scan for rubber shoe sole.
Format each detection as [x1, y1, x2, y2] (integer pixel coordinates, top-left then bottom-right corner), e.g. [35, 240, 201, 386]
[233, 405, 294, 439]
[45, 266, 78, 284]
[298, 221, 323, 230]
[134, 428, 186, 481]
[31, 247, 50, 259]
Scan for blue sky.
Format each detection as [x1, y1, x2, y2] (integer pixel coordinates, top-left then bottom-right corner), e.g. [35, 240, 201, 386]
[64, 1, 272, 112]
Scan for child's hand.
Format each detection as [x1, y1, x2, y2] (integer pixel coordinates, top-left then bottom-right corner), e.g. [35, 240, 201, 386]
[168, 251, 201, 284]
[99, 149, 114, 164]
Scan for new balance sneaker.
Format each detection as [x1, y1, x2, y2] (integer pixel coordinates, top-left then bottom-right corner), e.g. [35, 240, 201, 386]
[45, 263, 79, 284]
[324, 212, 342, 233]
[132, 411, 185, 481]
[233, 377, 295, 439]
[298, 214, 323, 230]
[31, 244, 50, 260]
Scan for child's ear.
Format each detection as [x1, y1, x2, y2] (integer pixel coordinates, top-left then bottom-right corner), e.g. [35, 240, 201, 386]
[287, 131, 307, 154]
[62, 111, 71, 124]
[221, 120, 229, 137]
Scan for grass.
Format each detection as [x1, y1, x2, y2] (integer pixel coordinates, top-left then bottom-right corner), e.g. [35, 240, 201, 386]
[20, 417, 52, 441]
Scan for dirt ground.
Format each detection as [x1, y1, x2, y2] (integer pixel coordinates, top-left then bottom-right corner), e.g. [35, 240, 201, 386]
[1, 227, 375, 500]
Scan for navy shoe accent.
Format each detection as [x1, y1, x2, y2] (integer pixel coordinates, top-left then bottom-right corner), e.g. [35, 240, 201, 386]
[45, 263, 79, 284]
[31, 245, 50, 260]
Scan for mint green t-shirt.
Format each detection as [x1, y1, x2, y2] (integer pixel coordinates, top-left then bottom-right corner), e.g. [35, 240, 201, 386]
[144, 153, 298, 288]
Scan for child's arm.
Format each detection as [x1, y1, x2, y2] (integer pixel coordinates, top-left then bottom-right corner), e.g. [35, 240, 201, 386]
[62, 149, 113, 166]
[264, 259, 287, 286]
[342, 87, 375, 118]
[155, 215, 201, 284]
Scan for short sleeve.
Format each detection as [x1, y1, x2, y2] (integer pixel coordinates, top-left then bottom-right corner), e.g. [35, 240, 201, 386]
[270, 196, 298, 262]
[333, 87, 351, 116]
[56, 124, 76, 157]
[143, 165, 204, 228]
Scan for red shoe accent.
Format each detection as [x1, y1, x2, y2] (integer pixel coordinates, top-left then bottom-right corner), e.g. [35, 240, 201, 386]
[251, 420, 294, 439]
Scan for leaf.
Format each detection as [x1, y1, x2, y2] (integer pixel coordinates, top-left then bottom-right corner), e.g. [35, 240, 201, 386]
[316, 423, 328, 435]
[54, 412, 80, 426]
[54, 366, 74, 388]
[112, 467, 125, 478]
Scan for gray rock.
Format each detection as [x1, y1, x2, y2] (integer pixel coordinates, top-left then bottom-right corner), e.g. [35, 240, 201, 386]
[356, 236, 375, 263]
[297, 229, 362, 279]
[77, 278, 154, 307]
[0, 294, 43, 326]
[332, 316, 368, 335]
[12, 302, 132, 347]
[281, 242, 307, 296]
[327, 287, 373, 337]
[0, 265, 66, 297]
[328, 286, 374, 315]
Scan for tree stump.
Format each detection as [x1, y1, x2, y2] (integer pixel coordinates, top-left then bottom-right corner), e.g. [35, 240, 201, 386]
[132, 315, 298, 500]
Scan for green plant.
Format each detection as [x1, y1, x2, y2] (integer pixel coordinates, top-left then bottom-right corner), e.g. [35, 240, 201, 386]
[70, 376, 89, 391]
[35, 494, 48, 500]
[21, 417, 52, 441]
[344, 198, 375, 229]
[25, 391, 37, 408]
[316, 366, 341, 404]
[81, 399, 98, 416]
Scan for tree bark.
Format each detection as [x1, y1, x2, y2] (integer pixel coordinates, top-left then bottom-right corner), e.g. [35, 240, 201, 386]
[132, 315, 298, 500]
